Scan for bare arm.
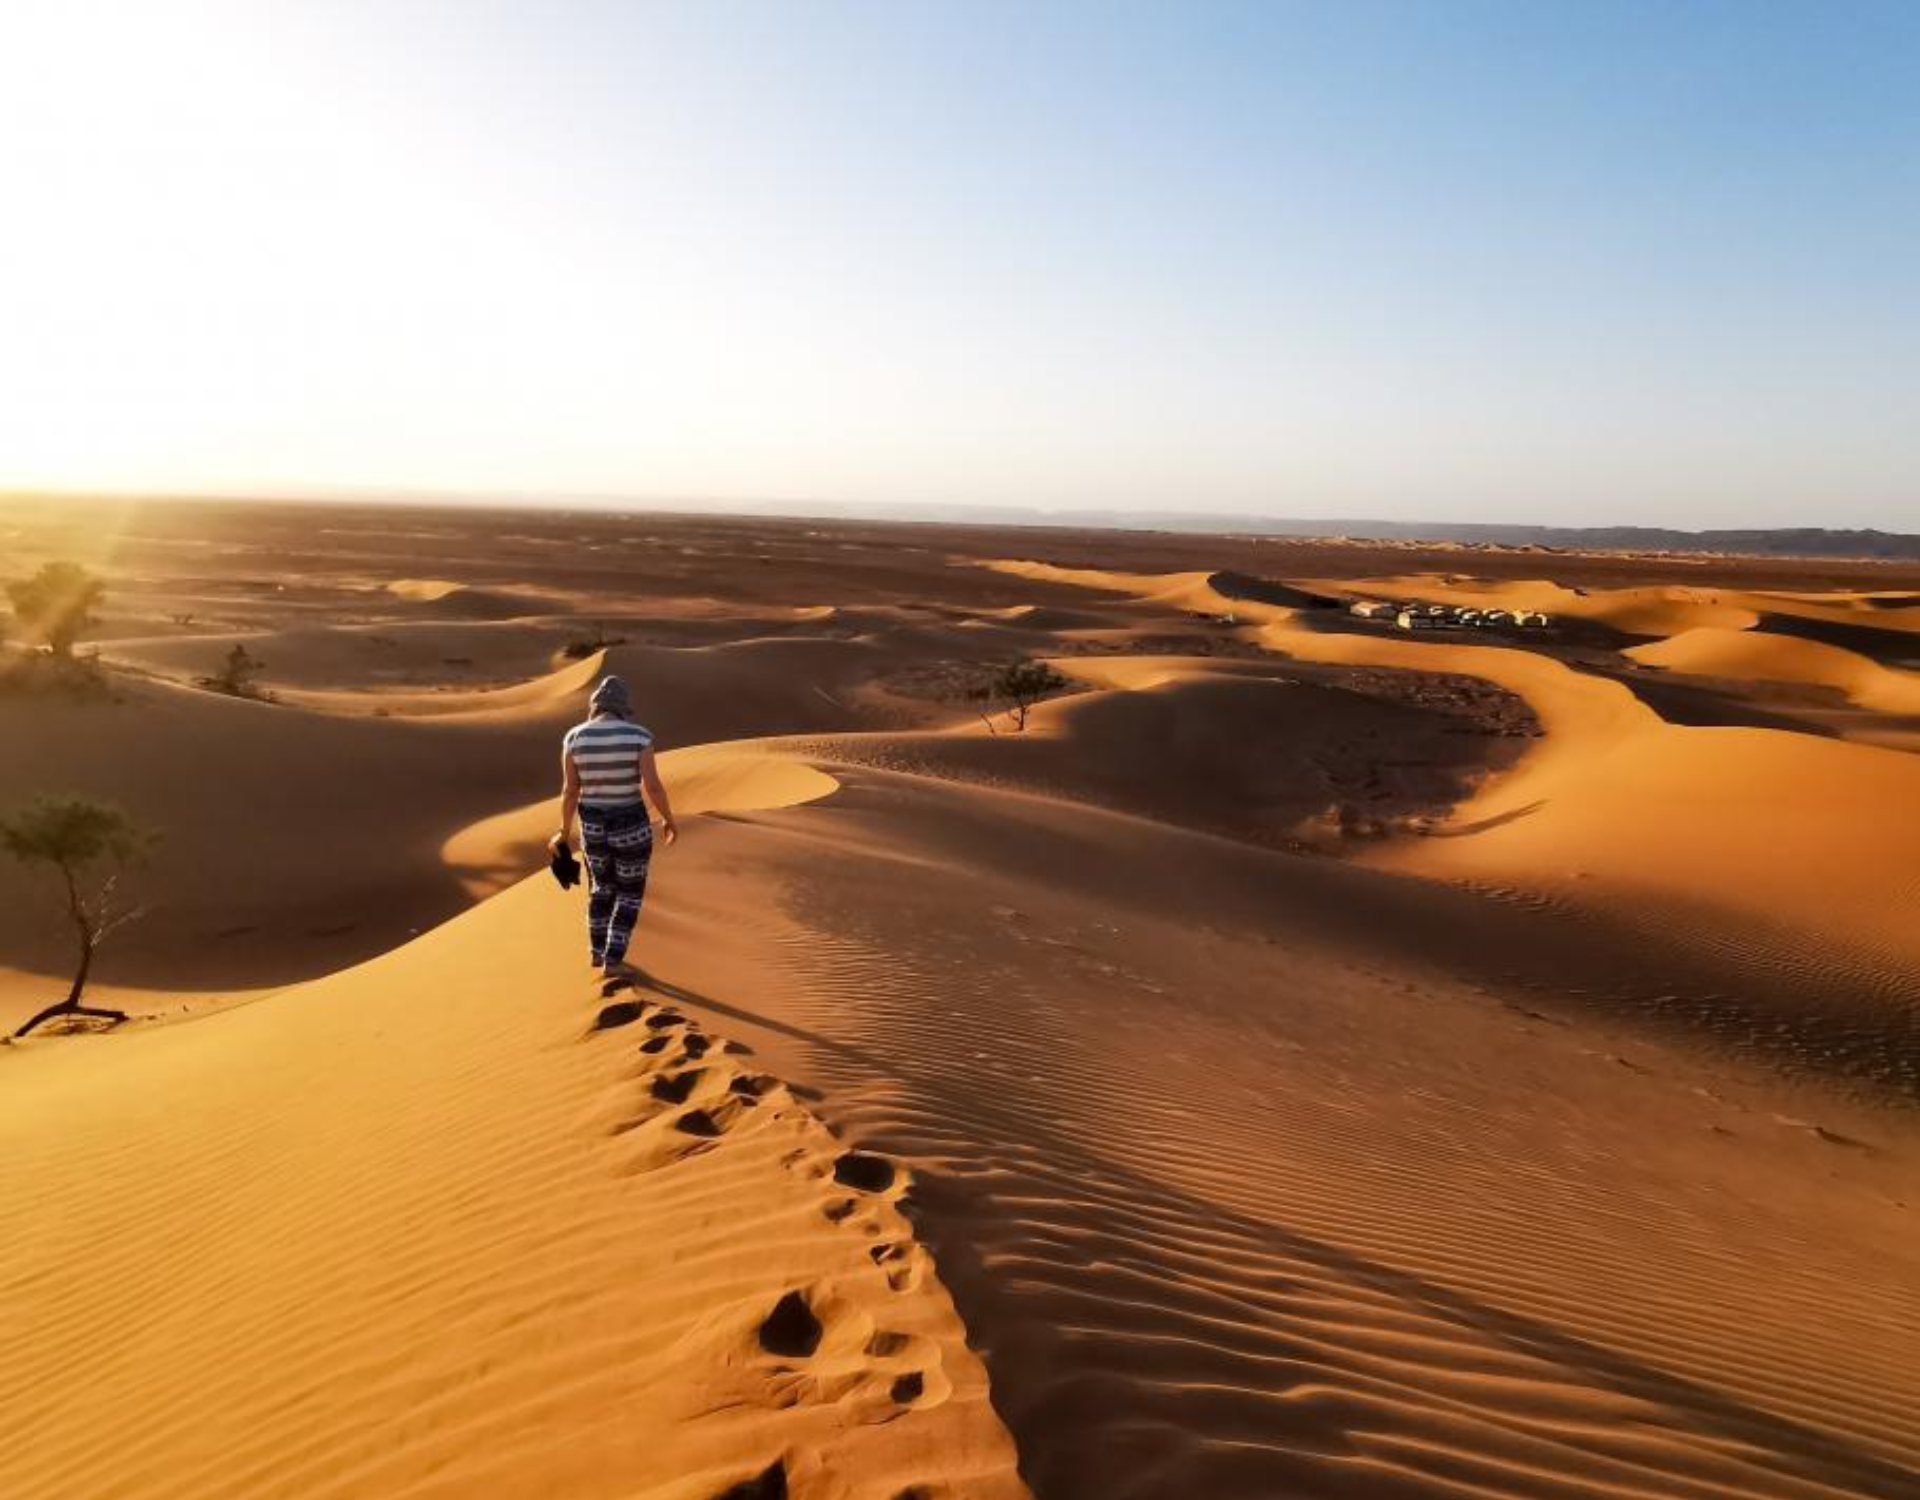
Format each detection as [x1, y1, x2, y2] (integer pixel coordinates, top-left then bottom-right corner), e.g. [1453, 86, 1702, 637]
[640, 747, 678, 845]
[555, 745, 581, 849]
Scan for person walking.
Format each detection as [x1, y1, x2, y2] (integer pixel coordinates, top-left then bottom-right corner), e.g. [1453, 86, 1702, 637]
[553, 674, 677, 972]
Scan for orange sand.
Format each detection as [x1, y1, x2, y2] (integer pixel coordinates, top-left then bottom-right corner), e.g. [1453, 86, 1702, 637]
[2, 500, 1915, 1500]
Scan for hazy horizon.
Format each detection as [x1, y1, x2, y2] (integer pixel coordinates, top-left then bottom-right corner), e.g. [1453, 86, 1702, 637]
[11, 486, 1918, 546]
[4, 2, 1916, 529]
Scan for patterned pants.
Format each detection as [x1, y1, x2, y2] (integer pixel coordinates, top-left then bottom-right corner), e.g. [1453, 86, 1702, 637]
[579, 803, 654, 966]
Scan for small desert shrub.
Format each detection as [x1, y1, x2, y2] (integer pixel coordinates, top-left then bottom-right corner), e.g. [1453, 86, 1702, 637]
[562, 623, 628, 660]
[967, 657, 1070, 732]
[7, 561, 105, 659]
[198, 643, 271, 700]
[0, 648, 111, 701]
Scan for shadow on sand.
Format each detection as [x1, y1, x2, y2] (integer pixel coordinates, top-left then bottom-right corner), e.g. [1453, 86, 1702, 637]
[622, 965, 1915, 1500]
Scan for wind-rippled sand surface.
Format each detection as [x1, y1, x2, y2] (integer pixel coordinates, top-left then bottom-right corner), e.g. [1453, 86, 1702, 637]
[2, 499, 1916, 1499]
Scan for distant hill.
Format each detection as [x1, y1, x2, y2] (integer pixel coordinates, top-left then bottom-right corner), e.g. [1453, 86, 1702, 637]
[618, 499, 1920, 561]
[22, 491, 1914, 561]
[1199, 519, 1920, 561]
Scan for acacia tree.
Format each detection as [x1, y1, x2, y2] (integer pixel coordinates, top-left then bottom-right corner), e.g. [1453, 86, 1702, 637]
[968, 657, 1069, 733]
[7, 561, 106, 659]
[1, 796, 157, 1038]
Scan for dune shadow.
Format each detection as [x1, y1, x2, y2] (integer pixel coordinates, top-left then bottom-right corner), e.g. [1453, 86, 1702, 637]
[1756, 612, 1920, 666]
[628, 968, 1917, 1500]
[1577, 663, 1845, 738]
[1425, 798, 1546, 837]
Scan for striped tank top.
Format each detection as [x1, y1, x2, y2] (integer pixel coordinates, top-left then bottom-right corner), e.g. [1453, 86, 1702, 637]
[564, 715, 654, 807]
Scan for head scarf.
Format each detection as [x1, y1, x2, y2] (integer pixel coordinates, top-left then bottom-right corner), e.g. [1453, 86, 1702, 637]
[588, 674, 632, 718]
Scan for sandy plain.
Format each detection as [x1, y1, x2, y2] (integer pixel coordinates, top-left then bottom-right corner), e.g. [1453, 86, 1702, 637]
[1, 497, 1916, 1500]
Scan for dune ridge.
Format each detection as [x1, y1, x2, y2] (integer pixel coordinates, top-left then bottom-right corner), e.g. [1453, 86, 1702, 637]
[444, 744, 840, 898]
[387, 578, 468, 603]
[0, 874, 1029, 1500]
[980, 558, 1920, 1015]
[7, 503, 1919, 1500]
[633, 769, 1920, 1500]
[0, 623, 953, 1015]
[1627, 627, 1920, 713]
[1296, 573, 1920, 640]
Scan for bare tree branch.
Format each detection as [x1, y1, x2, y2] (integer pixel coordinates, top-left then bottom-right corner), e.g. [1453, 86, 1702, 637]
[0, 795, 158, 1037]
[95, 902, 150, 944]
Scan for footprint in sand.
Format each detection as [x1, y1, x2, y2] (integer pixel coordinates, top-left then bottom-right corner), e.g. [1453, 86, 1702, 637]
[650, 1069, 704, 1105]
[752, 1283, 947, 1421]
[613, 1095, 751, 1166]
[705, 1461, 786, 1500]
[758, 1290, 823, 1358]
[868, 1240, 929, 1294]
[832, 1151, 900, 1194]
[890, 1371, 926, 1404]
[591, 1000, 646, 1031]
[671, 1095, 752, 1139]
[610, 1020, 769, 1163]
[790, 1149, 906, 1230]
[595, 990, 947, 1433]
[858, 1326, 948, 1412]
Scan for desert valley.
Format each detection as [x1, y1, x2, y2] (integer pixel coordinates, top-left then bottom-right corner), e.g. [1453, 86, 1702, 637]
[2, 496, 1916, 1500]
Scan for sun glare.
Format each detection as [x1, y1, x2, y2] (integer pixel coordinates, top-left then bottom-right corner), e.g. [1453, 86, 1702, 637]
[2, 3, 1915, 524]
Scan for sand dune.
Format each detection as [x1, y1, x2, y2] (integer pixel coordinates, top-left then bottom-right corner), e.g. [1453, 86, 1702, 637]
[284, 635, 949, 725]
[979, 559, 1920, 1008]
[632, 767, 1920, 1500]
[966, 603, 1115, 632]
[0, 874, 1028, 1500]
[800, 654, 1524, 851]
[1628, 626, 1920, 713]
[0, 630, 933, 1017]
[1265, 628, 1920, 1005]
[1310, 574, 1768, 635]
[0, 672, 548, 1013]
[99, 618, 581, 692]
[445, 744, 839, 899]
[376, 581, 559, 619]
[387, 577, 469, 602]
[5, 502, 1918, 1500]
[1294, 572, 1920, 645]
[1747, 589, 1920, 635]
[981, 558, 1231, 615]
[281, 646, 609, 717]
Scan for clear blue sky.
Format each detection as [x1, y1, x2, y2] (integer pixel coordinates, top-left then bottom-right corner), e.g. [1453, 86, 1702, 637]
[1, 0, 1914, 527]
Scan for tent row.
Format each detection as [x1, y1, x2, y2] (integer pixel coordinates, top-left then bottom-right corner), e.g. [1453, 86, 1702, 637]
[1347, 599, 1552, 632]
